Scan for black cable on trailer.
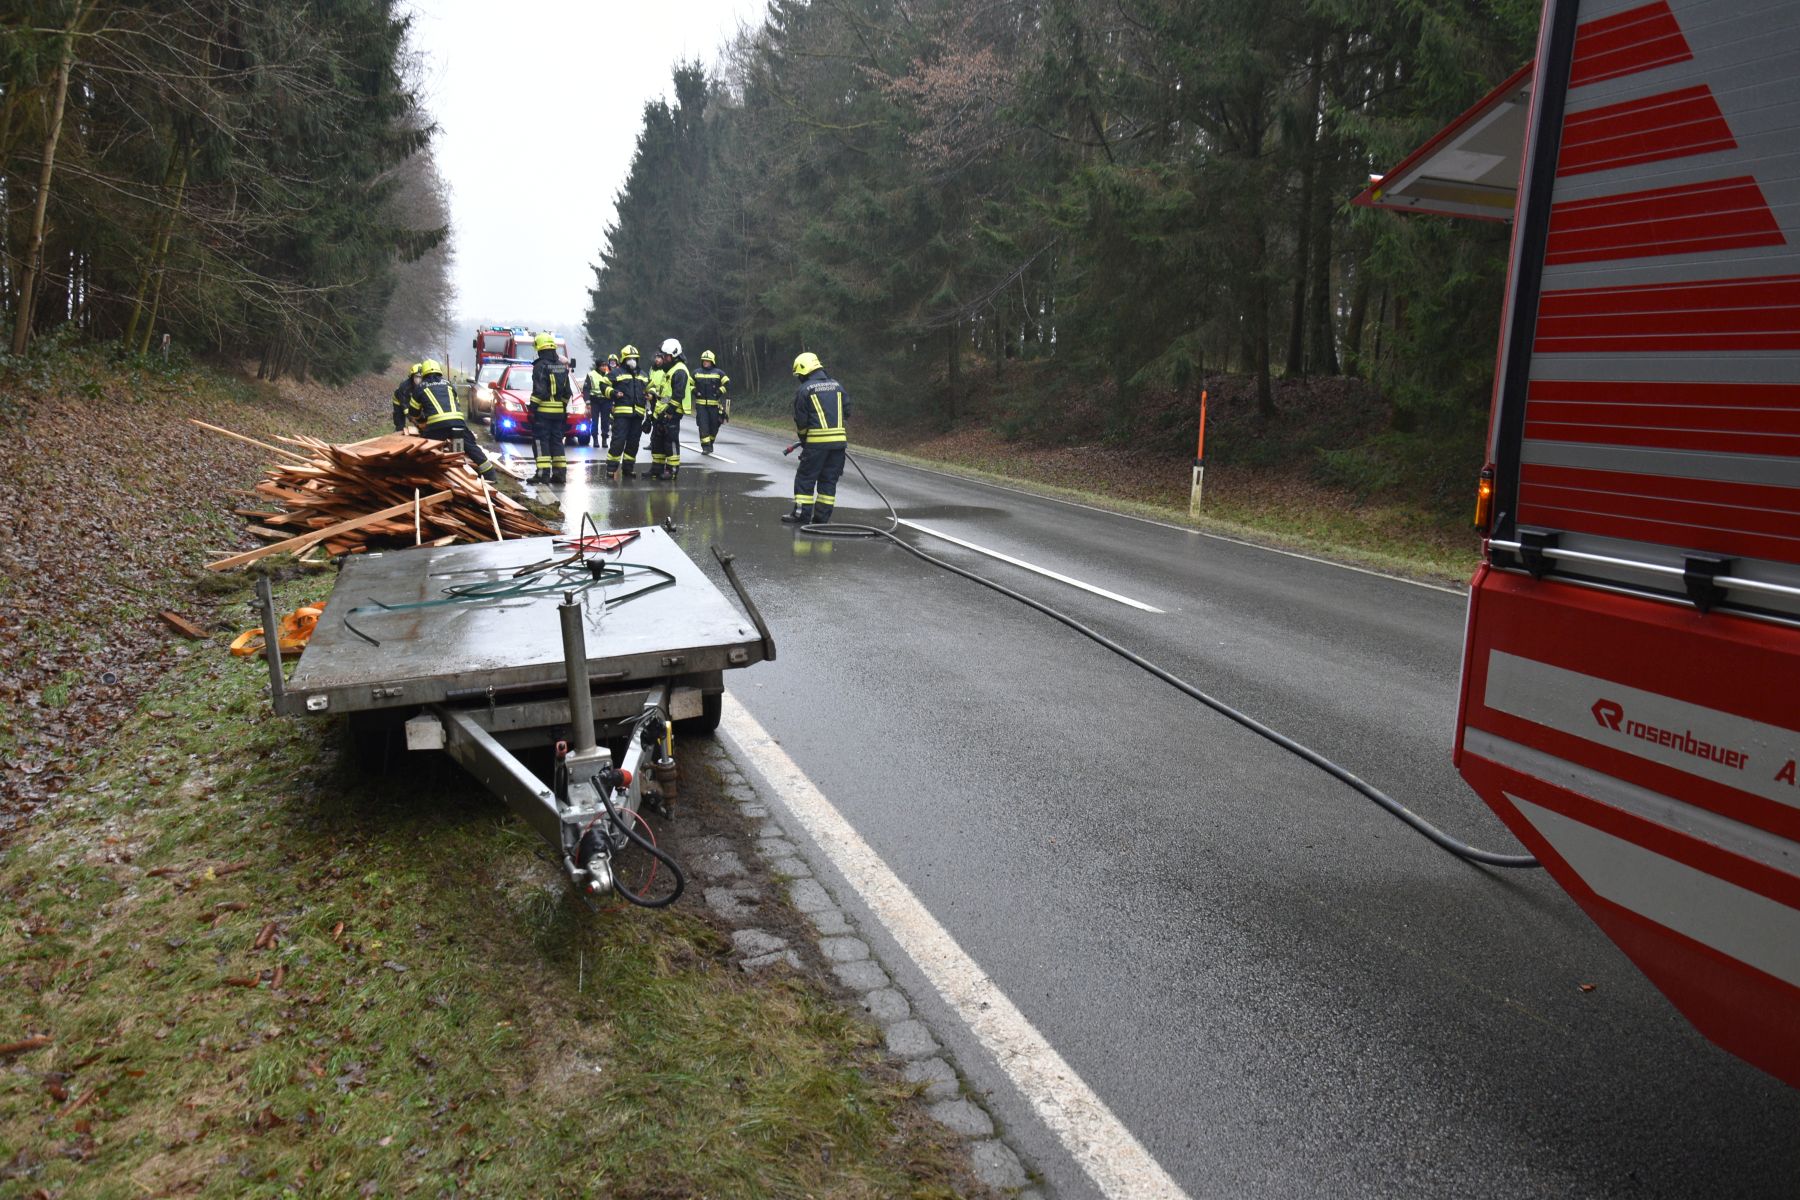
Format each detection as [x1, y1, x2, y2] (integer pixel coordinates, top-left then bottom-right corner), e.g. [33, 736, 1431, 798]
[782, 445, 1539, 870]
[599, 707, 686, 907]
[597, 779, 686, 908]
[340, 514, 675, 646]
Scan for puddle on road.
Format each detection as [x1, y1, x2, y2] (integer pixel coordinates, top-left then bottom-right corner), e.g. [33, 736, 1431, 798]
[487, 430, 1003, 579]
[495, 436, 832, 568]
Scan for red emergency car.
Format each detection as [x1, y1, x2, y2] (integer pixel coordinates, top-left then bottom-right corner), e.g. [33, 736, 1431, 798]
[489, 362, 593, 446]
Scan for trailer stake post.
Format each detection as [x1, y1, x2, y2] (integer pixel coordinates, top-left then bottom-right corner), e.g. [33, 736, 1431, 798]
[559, 592, 598, 754]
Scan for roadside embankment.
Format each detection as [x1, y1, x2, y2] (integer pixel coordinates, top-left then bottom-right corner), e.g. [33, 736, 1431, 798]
[0, 347, 997, 1197]
[0, 345, 382, 835]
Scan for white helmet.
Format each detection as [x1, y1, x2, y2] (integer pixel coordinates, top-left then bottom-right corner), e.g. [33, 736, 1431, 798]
[660, 338, 682, 357]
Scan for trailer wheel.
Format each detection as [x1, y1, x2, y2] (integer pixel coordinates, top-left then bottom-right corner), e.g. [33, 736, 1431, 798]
[678, 691, 723, 737]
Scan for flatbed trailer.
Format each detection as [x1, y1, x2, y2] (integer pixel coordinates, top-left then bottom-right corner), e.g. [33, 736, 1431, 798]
[254, 526, 775, 901]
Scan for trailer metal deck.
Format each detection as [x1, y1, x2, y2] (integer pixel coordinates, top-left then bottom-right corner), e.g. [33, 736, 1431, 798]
[255, 525, 774, 903]
[277, 527, 765, 717]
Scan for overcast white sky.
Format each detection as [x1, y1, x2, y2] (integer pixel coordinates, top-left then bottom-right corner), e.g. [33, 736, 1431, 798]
[404, 0, 767, 370]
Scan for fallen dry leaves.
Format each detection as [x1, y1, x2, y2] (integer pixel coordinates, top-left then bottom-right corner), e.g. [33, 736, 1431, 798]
[0, 357, 388, 838]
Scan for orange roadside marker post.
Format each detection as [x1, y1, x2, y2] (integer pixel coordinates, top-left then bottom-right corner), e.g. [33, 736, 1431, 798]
[1189, 390, 1208, 518]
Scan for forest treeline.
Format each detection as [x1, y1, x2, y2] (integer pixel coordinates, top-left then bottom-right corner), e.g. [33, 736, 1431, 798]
[587, 0, 1535, 447]
[1, 0, 451, 382]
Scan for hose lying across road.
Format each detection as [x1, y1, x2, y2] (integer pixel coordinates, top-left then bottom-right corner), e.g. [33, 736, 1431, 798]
[788, 448, 1541, 870]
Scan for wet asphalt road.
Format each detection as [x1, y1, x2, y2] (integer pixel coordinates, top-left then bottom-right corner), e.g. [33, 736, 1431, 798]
[489, 425, 1800, 1198]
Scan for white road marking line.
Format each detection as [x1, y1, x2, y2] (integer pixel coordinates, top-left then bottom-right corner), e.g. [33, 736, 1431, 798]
[694, 451, 738, 464]
[735, 427, 1466, 597]
[719, 695, 1191, 1200]
[896, 519, 1165, 613]
[1181, 529, 1466, 595]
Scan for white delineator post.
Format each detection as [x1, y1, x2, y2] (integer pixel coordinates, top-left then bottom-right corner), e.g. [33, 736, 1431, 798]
[1189, 390, 1208, 518]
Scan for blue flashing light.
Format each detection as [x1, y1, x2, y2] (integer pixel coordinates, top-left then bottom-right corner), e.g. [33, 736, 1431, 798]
[498, 418, 514, 430]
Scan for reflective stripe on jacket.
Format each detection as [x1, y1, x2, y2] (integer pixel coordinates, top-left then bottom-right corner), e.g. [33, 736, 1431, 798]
[608, 370, 650, 416]
[661, 361, 694, 417]
[530, 352, 571, 414]
[392, 372, 420, 428]
[409, 378, 463, 427]
[693, 367, 728, 405]
[793, 371, 848, 444]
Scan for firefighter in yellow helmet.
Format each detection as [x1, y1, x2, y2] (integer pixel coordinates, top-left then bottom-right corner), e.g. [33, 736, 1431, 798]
[693, 350, 730, 454]
[528, 332, 571, 484]
[784, 351, 848, 525]
[648, 338, 691, 482]
[406, 359, 495, 478]
[391, 361, 424, 431]
[604, 345, 650, 482]
[594, 359, 622, 453]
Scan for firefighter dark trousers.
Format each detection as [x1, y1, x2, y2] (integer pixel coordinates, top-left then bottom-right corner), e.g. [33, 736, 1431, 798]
[607, 413, 643, 476]
[792, 442, 846, 518]
[649, 414, 682, 476]
[421, 419, 494, 476]
[531, 410, 566, 478]
[696, 405, 722, 451]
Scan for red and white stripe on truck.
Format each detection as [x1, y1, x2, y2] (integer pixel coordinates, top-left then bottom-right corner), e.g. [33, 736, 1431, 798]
[1458, 0, 1800, 1086]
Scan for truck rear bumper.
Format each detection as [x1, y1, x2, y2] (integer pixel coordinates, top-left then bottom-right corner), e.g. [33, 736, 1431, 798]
[1457, 569, 1800, 1085]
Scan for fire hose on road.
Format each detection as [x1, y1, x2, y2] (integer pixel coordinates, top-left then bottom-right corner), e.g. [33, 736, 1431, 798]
[781, 441, 1540, 870]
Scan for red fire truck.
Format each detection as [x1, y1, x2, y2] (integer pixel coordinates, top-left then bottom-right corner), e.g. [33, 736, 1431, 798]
[1362, 0, 1800, 1086]
[504, 331, 569, 364]
[472, 326, 513, 365]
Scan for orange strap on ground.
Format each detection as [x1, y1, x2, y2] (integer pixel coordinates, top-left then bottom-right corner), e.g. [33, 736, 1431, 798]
[230, 606, 323, 657]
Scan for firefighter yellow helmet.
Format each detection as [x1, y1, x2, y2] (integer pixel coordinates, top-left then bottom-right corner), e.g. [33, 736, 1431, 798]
[410, 362, 422, 375]
[533, 332, 557, 353]
[418, 358, 443, 377]
[619, 344, 639, 360]
[700, 350, 716, 364]
[792, 351, 822, 377]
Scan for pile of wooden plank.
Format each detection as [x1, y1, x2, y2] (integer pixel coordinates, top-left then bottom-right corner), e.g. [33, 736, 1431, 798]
[200, 426, 554, 570]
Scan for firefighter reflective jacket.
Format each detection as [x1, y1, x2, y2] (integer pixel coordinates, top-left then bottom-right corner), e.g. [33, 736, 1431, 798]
[584, 368, 607, 401]
[408, 377, 463, 428]
[608, 369, 650, 416]
[391, 371, 421, 430]
[660, 360, 694, 418]
[793, 370, 848, 444]
[530, 351, 571, 414]
[693, 365, 729, 407]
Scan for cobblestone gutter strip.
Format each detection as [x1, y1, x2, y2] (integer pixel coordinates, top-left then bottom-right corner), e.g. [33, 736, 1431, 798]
[691, 744, 1042, 1197]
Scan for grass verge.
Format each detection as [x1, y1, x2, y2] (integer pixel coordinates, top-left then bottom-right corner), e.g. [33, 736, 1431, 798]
[0, 571, 982, 1199]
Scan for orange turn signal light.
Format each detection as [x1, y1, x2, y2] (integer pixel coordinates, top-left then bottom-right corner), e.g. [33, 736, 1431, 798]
[1473, 465, 1495, 533]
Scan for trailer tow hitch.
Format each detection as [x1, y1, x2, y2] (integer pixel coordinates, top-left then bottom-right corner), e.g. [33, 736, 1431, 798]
[553, 593, 687, 907]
